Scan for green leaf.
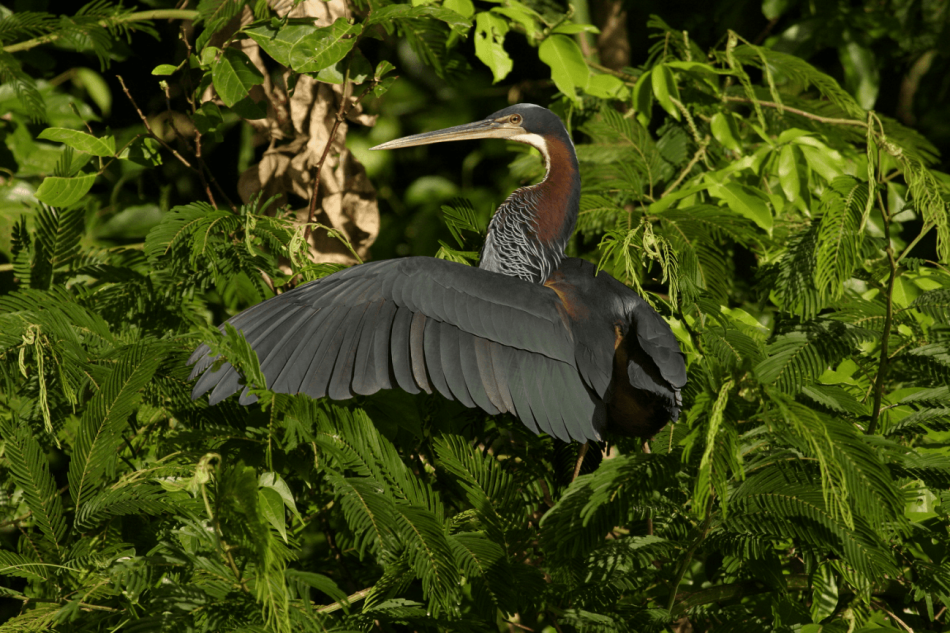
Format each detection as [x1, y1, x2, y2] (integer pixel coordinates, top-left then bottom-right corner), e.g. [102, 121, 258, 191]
[708, 182, 772, 232]
[443, 0, 475, 18]
[151, 64, 179, 76]
[288, 19, 362, 74]
[585, 73, 628, 99]
[810, 562, 839, 622]
[245, 21, 319, 67]
[711, 112, 741, 152]
[839, 38, 879, 111]
[375, 60, 396, 79]
[121, 137, 162, 166]
[34, 174, 96, 207]
[491, 4, 540, 39]
[538, 35, 589, 103]
[212, 47, 264, 107]
[259, 471, 302, 522]
[552, 23, 600, 35]
[74, 68, 112, 116]
[37, 128, 115, 157]
[795, 139, 845, 182]
[633, 70, 653, 125]
[474, 12, 512, 84]
[259, 486, 287, 542]
[777, 144, 804, 203]
[317, 49, 373, 85]
[651, 64, 681, 121]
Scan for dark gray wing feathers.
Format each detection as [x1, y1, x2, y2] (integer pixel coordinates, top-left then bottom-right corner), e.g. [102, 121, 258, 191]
[189, 258, 610, 443]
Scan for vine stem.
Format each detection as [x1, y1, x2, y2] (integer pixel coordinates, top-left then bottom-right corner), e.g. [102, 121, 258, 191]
[3, 10, 200, 54]
[316, 586, 374, 614]
[867, 191, 896, 436]
[723, 96, 867, 128]
[666, 499, 715, 612]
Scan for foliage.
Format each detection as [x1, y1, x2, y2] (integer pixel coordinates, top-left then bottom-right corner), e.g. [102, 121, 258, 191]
[1, 0, 950, 632]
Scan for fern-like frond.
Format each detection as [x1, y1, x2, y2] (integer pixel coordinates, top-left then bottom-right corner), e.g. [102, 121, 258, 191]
[755, 321, 874, 393]
[392, 503, 459, 618]
[0, 418, 65, 561]
[67, 342, 167, 514]
[815, 177, 868, 298]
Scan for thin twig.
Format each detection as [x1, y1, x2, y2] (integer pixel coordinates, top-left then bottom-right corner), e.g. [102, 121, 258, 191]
[305, 78, 379, 241]
[116, 75, 235, 210]
[666, 500, 715, 612]
[587, 60, 638, 83]
[723, 96, 867, 128]
[316, 586, 374, 613]
[895, 221, 935, 265]
[661, 137, 709, 199]
[11, 596, 120, 612]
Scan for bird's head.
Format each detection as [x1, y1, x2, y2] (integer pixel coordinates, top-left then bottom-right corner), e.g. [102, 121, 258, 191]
[369, 103, 574, 171]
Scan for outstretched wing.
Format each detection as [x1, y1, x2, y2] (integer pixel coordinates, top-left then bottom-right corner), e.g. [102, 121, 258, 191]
[189, 258, 607, 442]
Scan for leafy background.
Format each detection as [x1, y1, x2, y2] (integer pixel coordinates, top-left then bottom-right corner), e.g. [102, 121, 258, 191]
[1, 0, 950, 631]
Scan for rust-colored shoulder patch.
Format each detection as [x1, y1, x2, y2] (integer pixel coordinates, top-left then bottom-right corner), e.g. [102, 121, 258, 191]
[544, 274, 590, 323]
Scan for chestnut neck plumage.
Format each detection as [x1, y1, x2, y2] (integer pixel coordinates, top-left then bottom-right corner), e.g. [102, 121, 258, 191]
[478, 135, 581, 284]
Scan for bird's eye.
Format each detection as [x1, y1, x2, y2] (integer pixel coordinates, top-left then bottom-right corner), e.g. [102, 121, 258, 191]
[509, 114, 522, 125]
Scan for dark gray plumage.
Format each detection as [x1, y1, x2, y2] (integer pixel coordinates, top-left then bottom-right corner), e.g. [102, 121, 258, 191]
[190, 104, 687, 443]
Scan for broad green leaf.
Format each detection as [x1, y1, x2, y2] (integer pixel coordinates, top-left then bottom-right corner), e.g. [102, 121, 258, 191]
[259, 472, 301, 522]
[552, 23, 600, 35]
[289, 19, 362, 73]
[474, 12, 512, 83]
[795, 138, 845, 182]
[74, 68, 112, 116]
[633, 70, 653, 125]
[491, 5, 540, 39]
[317, 49, 373, 85]
[151, 64, 178, 75]
[408, 6, 471, 33]
[538, 35, 589, 103]
[444, 0, 474, 18]
[708, 182, 772, 232]
[35, 174, 96, 207]
[762, 0, 794, 19]
[651, 64, 681, 121]
[839, 38, 879, 110]
[121, 137, 162, 166]
[585, 73, 628, 99]
[230, 94, 267, 120]
[375, 60, 396, 79]
[649, 184, 708, 214]
[711, 112, 741, 152]
[810, 563, 838, 622]
[212, 47, 264, 107]
[258, 486, 287, 542]
[245, 22, 319, 66]
[38, 128, 115, 157]
[373, 76, 396, 98]
[777, 144, 804, 202]
[199, 46, 219, 67]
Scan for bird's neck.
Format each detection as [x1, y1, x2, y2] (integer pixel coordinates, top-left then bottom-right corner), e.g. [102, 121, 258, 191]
[479, 136, 580, 284]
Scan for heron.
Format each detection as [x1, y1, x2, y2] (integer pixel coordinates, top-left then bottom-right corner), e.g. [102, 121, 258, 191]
[189, 104, 687, 472]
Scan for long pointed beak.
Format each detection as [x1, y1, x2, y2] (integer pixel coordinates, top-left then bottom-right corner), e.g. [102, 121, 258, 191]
[370, 119, 521, 150]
